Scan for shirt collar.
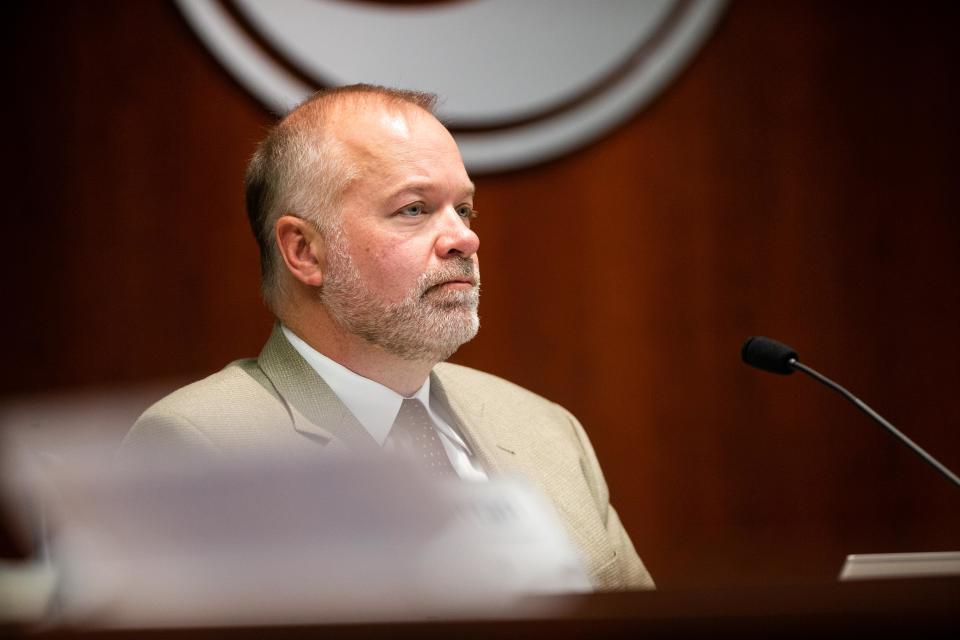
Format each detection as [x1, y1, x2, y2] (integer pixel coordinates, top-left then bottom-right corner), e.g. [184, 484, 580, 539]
[281, 325, 432, 446]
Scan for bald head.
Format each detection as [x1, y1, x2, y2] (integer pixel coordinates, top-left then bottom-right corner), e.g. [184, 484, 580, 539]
[244, 85, 439, 314]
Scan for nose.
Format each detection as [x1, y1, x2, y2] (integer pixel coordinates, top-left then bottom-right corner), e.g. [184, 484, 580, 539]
[435, 206, 480, 258]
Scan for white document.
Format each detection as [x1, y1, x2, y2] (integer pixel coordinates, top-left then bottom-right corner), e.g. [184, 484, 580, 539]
[15, 447, 590, 627]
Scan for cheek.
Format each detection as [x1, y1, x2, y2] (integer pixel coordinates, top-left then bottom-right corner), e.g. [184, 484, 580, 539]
[357, 246, 424, 297]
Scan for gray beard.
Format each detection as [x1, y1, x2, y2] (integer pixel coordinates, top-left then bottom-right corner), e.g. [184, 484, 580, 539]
[319, 238, 480, 363]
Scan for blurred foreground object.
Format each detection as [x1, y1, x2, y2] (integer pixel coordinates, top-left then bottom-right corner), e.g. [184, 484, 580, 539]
[1, 441, 589, 629]
[840, 552, 960, 581]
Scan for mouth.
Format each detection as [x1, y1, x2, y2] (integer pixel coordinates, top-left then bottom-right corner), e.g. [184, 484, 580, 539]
[439, 278, 475, 288]
[424, 278, 477, 296]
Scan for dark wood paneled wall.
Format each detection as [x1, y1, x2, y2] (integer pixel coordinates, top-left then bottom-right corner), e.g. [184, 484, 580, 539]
[6, 1, 960, 587]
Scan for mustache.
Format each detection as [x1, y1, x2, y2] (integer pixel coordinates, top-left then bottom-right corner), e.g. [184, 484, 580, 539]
[418, 258, 478, 295]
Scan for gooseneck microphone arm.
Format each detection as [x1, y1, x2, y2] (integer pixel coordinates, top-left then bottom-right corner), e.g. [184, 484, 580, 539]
[742, 336, 960, 489]
[788, 358, 960, 488]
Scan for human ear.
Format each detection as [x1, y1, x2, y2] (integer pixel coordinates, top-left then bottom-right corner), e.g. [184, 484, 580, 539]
[275, 215, 325, 287]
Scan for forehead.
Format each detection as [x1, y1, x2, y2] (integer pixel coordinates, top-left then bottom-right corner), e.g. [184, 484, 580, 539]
[335, 103, 472, 198]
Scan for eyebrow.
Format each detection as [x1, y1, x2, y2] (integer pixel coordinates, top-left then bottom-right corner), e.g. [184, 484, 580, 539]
[389, 180, 476, 201]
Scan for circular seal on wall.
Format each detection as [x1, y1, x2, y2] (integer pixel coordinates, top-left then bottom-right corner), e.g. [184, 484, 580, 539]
[176, 0, 727, 172]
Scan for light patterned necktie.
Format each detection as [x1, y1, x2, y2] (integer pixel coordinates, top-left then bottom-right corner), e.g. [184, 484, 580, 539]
[386, 398, 457, 478]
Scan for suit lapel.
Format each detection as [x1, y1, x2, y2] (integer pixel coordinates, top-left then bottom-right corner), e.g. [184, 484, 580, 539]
[257, 324, 378, 452]
[430, 368, 515, 476]
[254, 330, 525, 472]
[431, 367, 612, 582]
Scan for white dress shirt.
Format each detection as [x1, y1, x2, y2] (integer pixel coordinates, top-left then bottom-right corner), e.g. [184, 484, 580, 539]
[281, 325, 488, 481]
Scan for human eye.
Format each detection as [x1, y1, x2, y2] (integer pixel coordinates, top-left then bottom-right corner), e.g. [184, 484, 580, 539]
[456, 204, 478, 219]
[396, 202, 426, 217]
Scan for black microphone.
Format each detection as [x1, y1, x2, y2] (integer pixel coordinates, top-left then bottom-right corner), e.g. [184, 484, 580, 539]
[741, 336, 960, 489]
[741, 336, 798, 375]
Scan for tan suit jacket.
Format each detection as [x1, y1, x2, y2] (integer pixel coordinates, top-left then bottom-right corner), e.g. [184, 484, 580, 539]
[123, 325, 654, 590]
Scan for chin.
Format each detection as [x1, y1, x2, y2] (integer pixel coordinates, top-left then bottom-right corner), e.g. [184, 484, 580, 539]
[392, 312, 480, 363]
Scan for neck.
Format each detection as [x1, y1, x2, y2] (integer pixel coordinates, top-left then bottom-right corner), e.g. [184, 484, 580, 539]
[281, 302, 435, 397]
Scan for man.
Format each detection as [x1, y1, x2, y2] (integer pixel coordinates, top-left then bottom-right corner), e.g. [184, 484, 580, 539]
[123, 85, 653, 590]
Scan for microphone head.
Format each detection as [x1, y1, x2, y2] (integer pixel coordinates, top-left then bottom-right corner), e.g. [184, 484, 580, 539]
[741, 336, 799, 375]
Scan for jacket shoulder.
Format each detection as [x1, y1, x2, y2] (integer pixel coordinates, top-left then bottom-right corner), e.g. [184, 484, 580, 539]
[122, 359, 287, 454]
[138, 359, 269, 417]
[433, 361, 559, 411]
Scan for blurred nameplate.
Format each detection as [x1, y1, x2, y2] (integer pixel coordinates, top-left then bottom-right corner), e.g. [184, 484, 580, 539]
[16, 447, 590, 627]
[840, 551, 960, 581]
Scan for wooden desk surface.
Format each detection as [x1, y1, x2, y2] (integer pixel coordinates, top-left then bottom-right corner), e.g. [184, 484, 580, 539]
[13, 577, 959, 639]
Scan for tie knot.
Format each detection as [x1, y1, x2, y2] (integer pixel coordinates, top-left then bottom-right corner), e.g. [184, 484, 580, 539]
[399, 397, 428, 417]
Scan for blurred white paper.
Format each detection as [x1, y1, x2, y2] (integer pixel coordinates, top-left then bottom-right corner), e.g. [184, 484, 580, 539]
[16, 446, 590, 627]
